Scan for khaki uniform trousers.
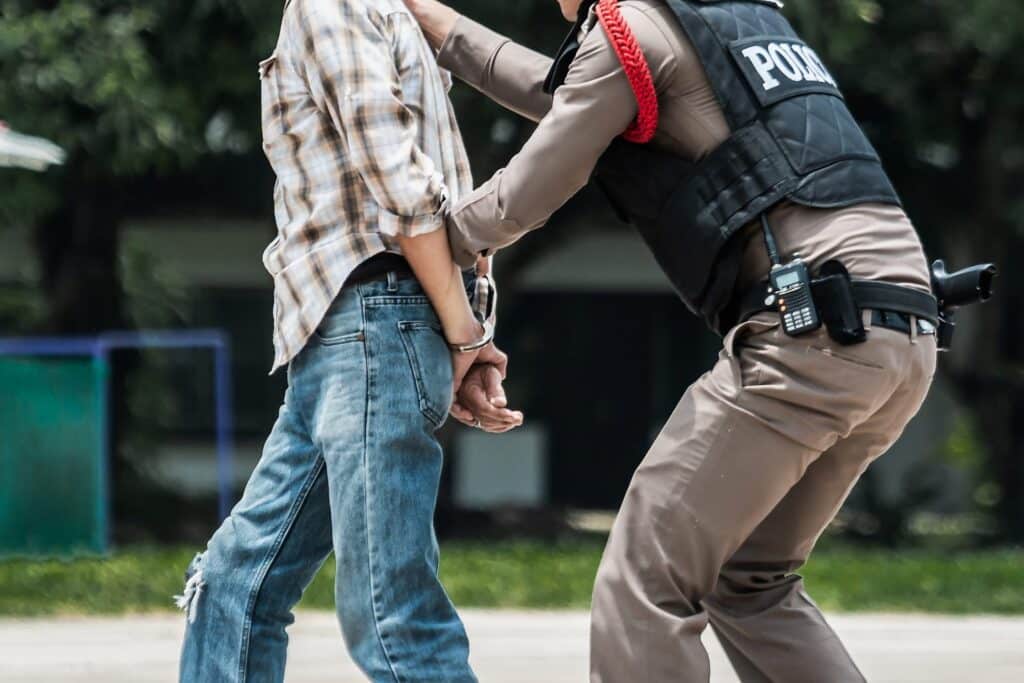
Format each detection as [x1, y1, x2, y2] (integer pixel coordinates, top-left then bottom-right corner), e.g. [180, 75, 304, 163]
[590, 312, 937, 683]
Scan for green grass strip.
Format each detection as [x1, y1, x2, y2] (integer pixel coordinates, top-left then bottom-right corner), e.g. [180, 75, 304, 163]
[0, 541, 1021, 617]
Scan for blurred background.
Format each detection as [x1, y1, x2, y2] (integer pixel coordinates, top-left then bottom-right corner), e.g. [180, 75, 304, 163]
[0, 0, 1022, 622]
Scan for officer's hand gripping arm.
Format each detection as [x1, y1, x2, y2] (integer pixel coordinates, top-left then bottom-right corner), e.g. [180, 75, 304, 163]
[445, 7, 655, 266]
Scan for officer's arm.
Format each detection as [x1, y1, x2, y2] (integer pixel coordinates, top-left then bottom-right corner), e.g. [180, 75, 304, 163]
[445, 7, 670, 267]
[405, 0, 553, 123]
[436, 15, 555, 124]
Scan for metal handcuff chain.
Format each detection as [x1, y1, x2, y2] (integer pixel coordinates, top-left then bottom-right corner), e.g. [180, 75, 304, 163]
[447, 274, 497, 353]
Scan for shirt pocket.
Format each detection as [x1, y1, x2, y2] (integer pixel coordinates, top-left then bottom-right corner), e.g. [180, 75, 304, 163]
[259, 54, 286, 148]
[387, 11, 431, 104]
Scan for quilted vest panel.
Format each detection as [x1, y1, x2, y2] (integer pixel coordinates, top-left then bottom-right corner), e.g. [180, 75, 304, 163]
[674, 0, 900, 207]
[590, 0, 900, 330]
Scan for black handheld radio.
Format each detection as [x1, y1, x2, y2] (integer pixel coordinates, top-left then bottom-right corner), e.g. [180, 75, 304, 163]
[761, 215, 821, 336]
[770, 259, 821, 335]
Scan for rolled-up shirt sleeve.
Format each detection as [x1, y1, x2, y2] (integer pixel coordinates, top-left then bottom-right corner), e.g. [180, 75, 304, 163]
[437, 15, 555, 124]
[446, 9, 667, 268]
[298, 2, 448, 237]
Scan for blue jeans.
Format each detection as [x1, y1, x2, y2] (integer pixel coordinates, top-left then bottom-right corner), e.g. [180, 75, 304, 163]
[179, 273, 476, 682]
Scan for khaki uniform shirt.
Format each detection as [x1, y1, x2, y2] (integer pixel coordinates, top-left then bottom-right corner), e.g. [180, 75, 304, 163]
[439, 0, 930, 296]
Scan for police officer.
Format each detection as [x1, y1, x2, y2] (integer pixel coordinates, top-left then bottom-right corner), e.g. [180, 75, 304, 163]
[407, 1, 938, 680]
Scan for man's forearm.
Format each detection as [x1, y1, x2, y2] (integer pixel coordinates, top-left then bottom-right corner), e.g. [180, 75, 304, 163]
[396, 228, 481, 345]
[445, 4, 642, 267]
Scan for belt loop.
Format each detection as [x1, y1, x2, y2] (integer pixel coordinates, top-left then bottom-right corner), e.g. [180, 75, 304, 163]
[862, 308, 873, 331]
[910, 314, 919, 344]
[386, 270, 398, 292]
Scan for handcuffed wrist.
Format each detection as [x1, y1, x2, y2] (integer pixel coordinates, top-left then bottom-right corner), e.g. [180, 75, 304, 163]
[447, 318, 494, 353]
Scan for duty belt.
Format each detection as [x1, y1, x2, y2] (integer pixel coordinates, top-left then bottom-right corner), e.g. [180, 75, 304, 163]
[730, 278, 940, 336]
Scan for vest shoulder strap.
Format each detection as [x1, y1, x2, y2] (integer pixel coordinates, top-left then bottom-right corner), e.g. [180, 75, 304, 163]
[665, 0, 809, 130]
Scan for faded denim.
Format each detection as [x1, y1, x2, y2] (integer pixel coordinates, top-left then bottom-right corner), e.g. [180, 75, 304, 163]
[179, 273, 475, 683]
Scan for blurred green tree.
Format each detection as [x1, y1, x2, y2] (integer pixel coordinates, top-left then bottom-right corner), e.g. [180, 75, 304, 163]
[0, 0, 280, 332]
[444, 0, 1024, 541]
[784, 0, 1024, 541]
[445, 0, 1024, 541]
[0, 0, 1021, 540]
[0, 0, 285, 540]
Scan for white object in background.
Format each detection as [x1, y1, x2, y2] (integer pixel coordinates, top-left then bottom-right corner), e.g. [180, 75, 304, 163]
[454, 425, 548, 509]
[0, 122, 66, 171]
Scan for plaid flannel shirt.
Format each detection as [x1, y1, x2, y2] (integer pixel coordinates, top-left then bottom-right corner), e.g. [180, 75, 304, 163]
[260, 0, 490, 372]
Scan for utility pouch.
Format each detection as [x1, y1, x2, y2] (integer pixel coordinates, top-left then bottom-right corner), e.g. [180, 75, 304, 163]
[813, 260, 867, 346]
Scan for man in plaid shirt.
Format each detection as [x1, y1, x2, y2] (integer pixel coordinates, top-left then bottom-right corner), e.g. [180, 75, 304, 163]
[178, 1, 522, 680]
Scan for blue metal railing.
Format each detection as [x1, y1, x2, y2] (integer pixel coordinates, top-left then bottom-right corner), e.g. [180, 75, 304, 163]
[0, 330, 236, 547]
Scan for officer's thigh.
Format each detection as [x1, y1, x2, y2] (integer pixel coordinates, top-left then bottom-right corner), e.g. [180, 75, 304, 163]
[716, 326, 937, 584]
[595, 320, 930, 603]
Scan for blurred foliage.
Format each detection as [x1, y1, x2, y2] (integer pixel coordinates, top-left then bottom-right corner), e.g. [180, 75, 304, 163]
[119, 245, 190, 474]
[0, 286, 45, 332]
[786, 0, 1024, 235]
[0, 0, 280, 174]
[2, 540, 1024, 616]
[941, 413, 1002, 512]
[0, 1, 1022, 540]
[0, 0, 282, 333]
[120, 243, 193, 331]
[842, 408, 997, 546]
[459, 0, 1024, 542]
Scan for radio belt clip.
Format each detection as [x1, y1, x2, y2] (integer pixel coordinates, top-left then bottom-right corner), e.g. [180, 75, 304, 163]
[814, 260, 868, 346]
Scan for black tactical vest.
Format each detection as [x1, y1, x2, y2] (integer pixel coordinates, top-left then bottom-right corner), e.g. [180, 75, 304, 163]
[549, 0, 902, 332]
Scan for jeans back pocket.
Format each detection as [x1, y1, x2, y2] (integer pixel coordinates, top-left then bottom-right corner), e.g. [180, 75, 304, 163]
[398, 321, 453, 428]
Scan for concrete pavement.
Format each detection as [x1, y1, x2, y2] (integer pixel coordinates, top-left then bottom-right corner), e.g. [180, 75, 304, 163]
[2, 610, 1022, 682]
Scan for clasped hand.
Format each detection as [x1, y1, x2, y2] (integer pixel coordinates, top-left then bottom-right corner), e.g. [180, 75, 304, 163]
[450, 343, 524, 434]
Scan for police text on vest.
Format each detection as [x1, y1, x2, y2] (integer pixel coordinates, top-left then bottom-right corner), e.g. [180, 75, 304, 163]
[740, 41, 836, 92]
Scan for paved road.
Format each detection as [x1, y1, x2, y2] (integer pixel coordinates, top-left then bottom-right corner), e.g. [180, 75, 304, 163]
[3, 610, 1022, 682]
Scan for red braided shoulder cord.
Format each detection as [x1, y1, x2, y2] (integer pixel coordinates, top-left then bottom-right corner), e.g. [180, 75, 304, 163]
[596, 0, 659, 143]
